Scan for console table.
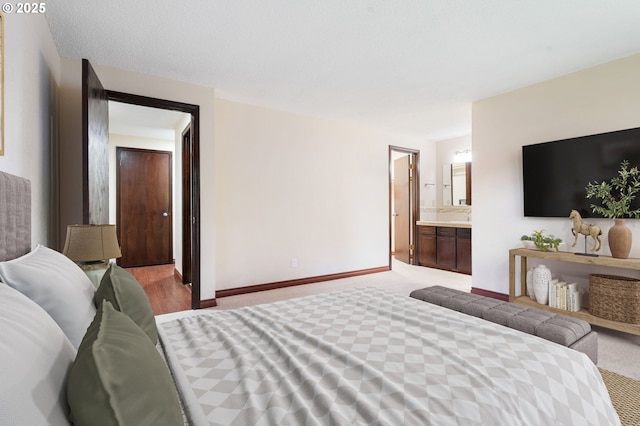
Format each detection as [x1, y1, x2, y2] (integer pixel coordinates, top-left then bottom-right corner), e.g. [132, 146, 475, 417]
[509, 248, 640, 335]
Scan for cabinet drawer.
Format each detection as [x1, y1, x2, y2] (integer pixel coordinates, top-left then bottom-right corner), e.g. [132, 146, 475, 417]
[418, 226, 436, 235]
[457, 228, 471, 239]
[437, 227, 456, 237]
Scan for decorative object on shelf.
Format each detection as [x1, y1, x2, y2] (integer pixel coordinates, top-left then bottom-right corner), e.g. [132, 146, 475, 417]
[521, 239, 536, 249]
[585, 160, 640, 259]
[590, 274, 640, 324]
[532, 264, 552, 305]
[526, 270, 536, 300]
[608, 219, 632, 259]
[63, 224, 122, 287]
[509, 248, 640, 336]
[569, 210, 602, 254]
[521, 230, 562, 252]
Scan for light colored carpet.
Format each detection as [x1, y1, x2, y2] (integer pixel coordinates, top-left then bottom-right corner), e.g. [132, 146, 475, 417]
[213, 259, 640, 381]
[213, 259, 471, 309]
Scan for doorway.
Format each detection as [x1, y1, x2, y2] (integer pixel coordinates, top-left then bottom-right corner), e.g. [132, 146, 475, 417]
[82, 58, 202, 309]
[389, 146, 420, 267]
[107, 91, 201, 309]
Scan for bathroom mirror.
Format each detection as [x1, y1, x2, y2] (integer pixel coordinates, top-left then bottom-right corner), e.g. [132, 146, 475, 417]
[0, 13, 4, 156]
[443, 162, 472, 206]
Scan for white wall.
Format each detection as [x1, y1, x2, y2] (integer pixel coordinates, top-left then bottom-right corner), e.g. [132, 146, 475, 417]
[472, 54, 640, 295]
[214, 98, 423, 290]
[417, 140, 437, 221]
[0, 14, 60, 247]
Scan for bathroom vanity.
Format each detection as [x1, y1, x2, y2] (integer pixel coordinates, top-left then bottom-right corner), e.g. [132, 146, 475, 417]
[416, 221, 471, 275]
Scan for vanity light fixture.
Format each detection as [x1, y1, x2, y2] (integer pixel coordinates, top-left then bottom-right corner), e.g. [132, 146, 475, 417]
[453, 149, 472, 163]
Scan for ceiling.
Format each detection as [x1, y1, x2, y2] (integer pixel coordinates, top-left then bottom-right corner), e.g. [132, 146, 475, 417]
[108, 102, 188, 141]
[45, 1, 640, 141]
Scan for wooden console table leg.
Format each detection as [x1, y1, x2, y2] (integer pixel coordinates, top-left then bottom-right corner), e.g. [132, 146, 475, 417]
[520, 256, 528, 297]
[509, 252, 529, 302]
[509, 252, 516, 302]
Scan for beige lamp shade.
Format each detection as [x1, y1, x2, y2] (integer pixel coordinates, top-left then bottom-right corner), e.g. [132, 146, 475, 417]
[63, 224, 122, 263]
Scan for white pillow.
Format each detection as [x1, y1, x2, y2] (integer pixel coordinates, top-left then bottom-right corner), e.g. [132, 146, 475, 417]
[0, 245, 97, 348]
[0, 283, 75, 426]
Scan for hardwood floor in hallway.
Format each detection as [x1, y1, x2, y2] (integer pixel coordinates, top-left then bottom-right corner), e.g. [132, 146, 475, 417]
[126, 263, 191, 315]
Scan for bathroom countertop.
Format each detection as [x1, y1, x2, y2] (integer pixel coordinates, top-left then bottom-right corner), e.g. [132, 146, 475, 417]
[416, 221, 472, 229]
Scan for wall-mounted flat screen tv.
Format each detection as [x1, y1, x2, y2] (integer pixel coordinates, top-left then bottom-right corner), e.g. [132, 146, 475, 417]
[522, 127, 640, 218]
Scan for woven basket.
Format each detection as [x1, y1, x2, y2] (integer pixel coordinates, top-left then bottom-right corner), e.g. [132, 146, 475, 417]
[589, 274, 640, 324]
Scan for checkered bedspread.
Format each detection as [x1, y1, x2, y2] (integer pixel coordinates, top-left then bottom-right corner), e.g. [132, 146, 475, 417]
[158, 287, 619, 425]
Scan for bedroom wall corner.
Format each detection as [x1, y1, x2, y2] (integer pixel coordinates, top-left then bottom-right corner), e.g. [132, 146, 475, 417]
[0, 14, 61, 248]
[472, 53, 640, 295]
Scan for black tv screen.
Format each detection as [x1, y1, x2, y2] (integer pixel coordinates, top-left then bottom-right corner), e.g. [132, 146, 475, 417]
[522, 127, 640, 218]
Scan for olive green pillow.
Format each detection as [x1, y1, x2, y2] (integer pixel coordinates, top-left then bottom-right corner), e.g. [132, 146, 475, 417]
[67, 300, 183, 426]
[95, 263, 158, 344]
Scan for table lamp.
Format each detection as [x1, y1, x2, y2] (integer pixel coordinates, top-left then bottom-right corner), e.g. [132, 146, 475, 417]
[63, 224, 122, 287]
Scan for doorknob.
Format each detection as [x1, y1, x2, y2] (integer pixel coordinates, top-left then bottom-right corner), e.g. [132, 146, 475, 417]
[163, 212, 169, 217]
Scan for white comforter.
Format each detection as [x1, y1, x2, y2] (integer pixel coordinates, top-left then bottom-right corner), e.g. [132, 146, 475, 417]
[157, 287, 619, 426]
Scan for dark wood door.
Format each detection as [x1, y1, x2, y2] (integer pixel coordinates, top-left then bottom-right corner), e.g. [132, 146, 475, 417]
[393, 156, 411, 264]
[82, 59, 109, 224]
[117, 148, 173, 267]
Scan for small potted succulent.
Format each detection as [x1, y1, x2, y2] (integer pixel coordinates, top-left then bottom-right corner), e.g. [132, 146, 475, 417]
[521, 230, 563, 252]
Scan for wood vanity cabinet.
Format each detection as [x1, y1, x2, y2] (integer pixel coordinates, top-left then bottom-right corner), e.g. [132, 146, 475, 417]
[417, 225, 471, 275]
[456, 228, 472, 274]
[436, 227, 457, 269]
[417, 226, 437, 267]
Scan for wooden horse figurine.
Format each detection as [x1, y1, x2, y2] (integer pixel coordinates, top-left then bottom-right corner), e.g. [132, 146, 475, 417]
[569, 210, 602, 252]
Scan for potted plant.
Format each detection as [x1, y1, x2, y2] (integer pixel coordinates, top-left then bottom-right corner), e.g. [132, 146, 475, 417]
[521, 230, 563, 252]
[585, 160, 640, 258]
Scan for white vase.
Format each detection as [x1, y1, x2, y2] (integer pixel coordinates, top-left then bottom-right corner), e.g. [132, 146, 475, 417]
[526, 270, 535, 300]
[532, 264, 551, 305]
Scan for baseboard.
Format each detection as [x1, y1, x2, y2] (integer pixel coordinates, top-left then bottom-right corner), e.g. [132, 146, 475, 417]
[199, 298, 217, 309]
[174, 268, 183, 281]
[215, 266, 390, 299]
[471, 287, 509, 301]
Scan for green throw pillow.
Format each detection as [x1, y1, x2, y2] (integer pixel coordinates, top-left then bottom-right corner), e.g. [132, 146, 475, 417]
[67, 300, 183, 426]
[95, 263, 158, 344]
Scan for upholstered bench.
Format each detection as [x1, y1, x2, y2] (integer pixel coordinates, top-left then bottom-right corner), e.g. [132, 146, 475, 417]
[409, 286, 598, 363]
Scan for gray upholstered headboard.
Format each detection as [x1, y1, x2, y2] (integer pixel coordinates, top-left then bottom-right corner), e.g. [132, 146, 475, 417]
[0, 171, 31, 261]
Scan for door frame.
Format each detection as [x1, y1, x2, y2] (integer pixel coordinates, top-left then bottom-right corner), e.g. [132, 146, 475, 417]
[105, 90, 202, 310]
[388, 146, 420, 268]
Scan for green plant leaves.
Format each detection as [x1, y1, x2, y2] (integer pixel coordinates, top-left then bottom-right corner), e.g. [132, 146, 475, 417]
[585, 160, 640, 219]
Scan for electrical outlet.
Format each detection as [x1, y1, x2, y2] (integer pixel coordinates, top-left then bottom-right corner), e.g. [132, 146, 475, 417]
[291, 258, 298, 268]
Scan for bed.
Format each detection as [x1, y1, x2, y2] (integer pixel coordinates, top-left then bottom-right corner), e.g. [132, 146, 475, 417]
[0, 170, 621, 426]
